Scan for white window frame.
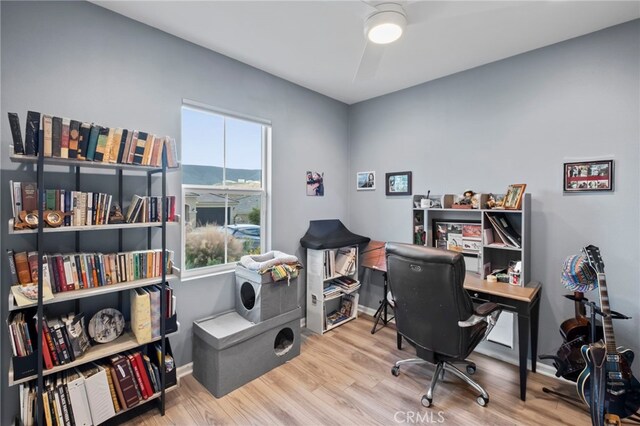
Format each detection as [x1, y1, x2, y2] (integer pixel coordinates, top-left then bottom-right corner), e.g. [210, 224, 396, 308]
[180, 100, 271, 280]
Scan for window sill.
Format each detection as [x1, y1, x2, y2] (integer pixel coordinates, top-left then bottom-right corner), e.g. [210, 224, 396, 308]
[180, 264, 236, 282]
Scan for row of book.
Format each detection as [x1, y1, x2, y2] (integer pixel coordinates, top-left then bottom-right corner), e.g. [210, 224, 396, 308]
[9, 181, 177, 227]
[325, 296, 355, 327]
[40, 314, 91, 369]
[8, 111, 179, 168]
[19, 344, 174, 426]
[124, 194, 178, 223]
[483, 213, 522, 248]
[323, 276, 359, 299]
[10, 181, 115, 226]
[131, 285, 177, 345]
[8, 249, 174, 291]
[323, 247, 357, 279]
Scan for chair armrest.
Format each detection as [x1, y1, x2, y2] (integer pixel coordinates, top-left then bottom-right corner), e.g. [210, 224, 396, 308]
[474, 302, 500, 317]
[458, 303, 502, 328]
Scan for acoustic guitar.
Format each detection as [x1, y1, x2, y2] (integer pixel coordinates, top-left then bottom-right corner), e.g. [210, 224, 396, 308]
[576, 245, 640, 424]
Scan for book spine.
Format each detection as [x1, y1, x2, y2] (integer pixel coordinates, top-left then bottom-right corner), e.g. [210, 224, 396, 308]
[68, 120, 80, 159]
[127, 130, 139, 164]
[110, 361, 128, 409]
[109, 128, 123, 164]
[11, 181, 22, 218]
[40, 324, 55, 368]
[86, 125, 100, 161]
[52, 116, 62, 158]
[27, 251, 38, 285]
[77, 122, 91, 160]
[133, 131, 147, 165]
[117, 129, 129, 164]
[14, 251, 32, 285]
[42, 115, 53, 157]
[60, 118, 70, 159]
[24, 111, 40, 156]
[7, 250, 19, 286]
[8, 112, 25, 154]
[128, 354, 148, 399]
[104, 365, 121, 412]
[94, 126, 109, 162]
[54, 256, 66, 292]
[21, 182, 38, 212]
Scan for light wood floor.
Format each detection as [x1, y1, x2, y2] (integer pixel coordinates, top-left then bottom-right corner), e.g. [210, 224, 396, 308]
[122, 315, 595, 425]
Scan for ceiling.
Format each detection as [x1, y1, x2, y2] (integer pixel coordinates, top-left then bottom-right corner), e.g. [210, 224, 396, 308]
[92, 1, 640, 105]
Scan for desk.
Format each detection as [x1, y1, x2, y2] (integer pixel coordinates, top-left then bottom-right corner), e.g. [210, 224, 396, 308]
[464, 274, 541, 401]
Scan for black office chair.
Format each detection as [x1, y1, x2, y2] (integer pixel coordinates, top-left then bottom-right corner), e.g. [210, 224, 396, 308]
[386, 242, 501, 408]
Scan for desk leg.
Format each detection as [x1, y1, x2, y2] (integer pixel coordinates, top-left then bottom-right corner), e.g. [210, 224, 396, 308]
[517, 313, 530, 401]
[530, 299, 540, 374]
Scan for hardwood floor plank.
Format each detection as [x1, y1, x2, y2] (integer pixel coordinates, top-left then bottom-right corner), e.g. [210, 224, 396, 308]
[121, 316, 593, 425]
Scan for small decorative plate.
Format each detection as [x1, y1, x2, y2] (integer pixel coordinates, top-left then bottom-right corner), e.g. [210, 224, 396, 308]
[88, 308, 125, 343]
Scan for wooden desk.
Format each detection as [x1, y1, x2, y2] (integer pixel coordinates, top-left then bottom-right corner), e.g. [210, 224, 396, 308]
[464, 274, 541, 401]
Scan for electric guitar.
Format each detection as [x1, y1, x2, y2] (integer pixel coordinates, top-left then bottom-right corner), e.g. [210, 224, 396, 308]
[576, 245, 640, 424]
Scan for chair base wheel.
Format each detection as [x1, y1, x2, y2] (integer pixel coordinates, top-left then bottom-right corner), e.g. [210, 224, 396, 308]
[391, 366, 400, 376]
[421, 395, 432, 408]
[476, 396, 489, 407]
[466, 363, 477, 375]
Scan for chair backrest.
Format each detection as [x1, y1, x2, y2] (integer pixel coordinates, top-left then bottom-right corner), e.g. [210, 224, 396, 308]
[386, 242, 474, 360]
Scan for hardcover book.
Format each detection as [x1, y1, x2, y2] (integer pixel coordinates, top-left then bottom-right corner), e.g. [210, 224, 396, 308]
[85, 125, 100, 161]
[24, 111, 41, 156]
[60, 118, 70, 158]
[77, 122, 91, 160]
[109, 355, 140, 408]
[8, 112, 25, 154]
[68, 120, 80, 159]
[42, 115, 53, 157]
[51, 116, 62, 158]
[132, 131, 147, 165]
[93, 127, 109, 162]
[21, 182, 37, 212]
[117, 129, 130, 164]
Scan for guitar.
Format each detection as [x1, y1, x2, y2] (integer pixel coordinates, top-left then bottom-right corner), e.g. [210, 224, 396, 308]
[576, 245, 640, 424]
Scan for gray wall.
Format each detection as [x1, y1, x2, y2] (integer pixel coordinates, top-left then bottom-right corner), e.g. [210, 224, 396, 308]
[0, 1, 349, 422]
[349, 20, 640, 371]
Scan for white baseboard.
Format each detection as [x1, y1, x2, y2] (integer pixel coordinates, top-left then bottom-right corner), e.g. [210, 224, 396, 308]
[177, 362, 193, 378]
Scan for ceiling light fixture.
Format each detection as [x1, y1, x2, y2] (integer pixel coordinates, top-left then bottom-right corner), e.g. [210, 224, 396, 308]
[365, 3, 407, 45]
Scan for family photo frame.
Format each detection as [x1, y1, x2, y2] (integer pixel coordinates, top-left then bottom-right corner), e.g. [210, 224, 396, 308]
[385, 171, 412, 196]
[356, 171, 376, 190]
[503, 184, 526, 209]
[563, 159, 614, 192]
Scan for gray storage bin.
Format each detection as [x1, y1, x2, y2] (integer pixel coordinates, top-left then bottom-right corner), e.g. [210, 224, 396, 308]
[235, 265, 299, 323]
[193, 307, 301, 398]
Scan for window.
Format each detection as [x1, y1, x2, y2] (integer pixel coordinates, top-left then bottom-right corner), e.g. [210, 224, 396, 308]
[181, 102, 270, 277]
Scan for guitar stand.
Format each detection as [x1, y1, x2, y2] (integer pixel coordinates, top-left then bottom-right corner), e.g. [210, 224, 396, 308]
[542, 299, 639, 423]
[371, 271, 394, 334]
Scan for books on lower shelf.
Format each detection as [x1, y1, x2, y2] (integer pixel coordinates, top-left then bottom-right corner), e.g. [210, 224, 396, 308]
[18, 343, 177, 426]
[325, 295, 356, 328]
[7, 111, 179, 168]
[130, 285, 176, 344]
[124, 194, 177, 223]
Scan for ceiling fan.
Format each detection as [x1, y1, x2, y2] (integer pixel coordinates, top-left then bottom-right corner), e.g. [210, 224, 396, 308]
[353, 1, 518, 81]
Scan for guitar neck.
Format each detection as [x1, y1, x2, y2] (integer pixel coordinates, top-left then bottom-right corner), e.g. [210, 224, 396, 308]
[597, 272, 617, 353]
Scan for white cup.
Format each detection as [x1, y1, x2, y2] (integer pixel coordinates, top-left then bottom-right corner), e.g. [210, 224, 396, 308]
[420, 199, 433, 208]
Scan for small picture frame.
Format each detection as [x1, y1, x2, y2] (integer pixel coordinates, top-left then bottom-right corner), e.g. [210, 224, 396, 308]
[385, 171, 412, 196]
[563, 160, 614, 192]
[503, 184, 526, 210]
[357, 171, 375, 190]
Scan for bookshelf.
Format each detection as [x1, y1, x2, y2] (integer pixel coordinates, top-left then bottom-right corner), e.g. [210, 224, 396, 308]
[6, 147, 177, 425]
[412, 193, 531, 286]
[306, 246, 360, 334]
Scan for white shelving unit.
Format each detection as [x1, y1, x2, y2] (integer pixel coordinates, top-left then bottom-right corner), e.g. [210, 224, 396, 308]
[306, 246, 360, 334]
[412, 193, 531, 286]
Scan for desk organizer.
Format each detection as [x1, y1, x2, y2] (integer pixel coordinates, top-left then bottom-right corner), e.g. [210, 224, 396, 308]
[192, 307, 301, 397]
[235, 265, 298, 324]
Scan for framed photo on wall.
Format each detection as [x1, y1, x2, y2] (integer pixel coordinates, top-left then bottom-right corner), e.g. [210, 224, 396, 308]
[563, 160, 614, 192]
[385, 171, 412, 196]
[357, 171, 376, 190]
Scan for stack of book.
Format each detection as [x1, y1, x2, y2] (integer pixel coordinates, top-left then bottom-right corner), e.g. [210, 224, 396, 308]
[35, 313, 91, 370]
[8, 111, 179, 168]
[8, 312, 34, 358]
[130, 284, 176, 344]
[325, 298, 354, 327]
[322, 284, 342, 299]
[484, 213, 522, 248]
[330, 276, 360, 293]
[124, 195, 177, 223]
